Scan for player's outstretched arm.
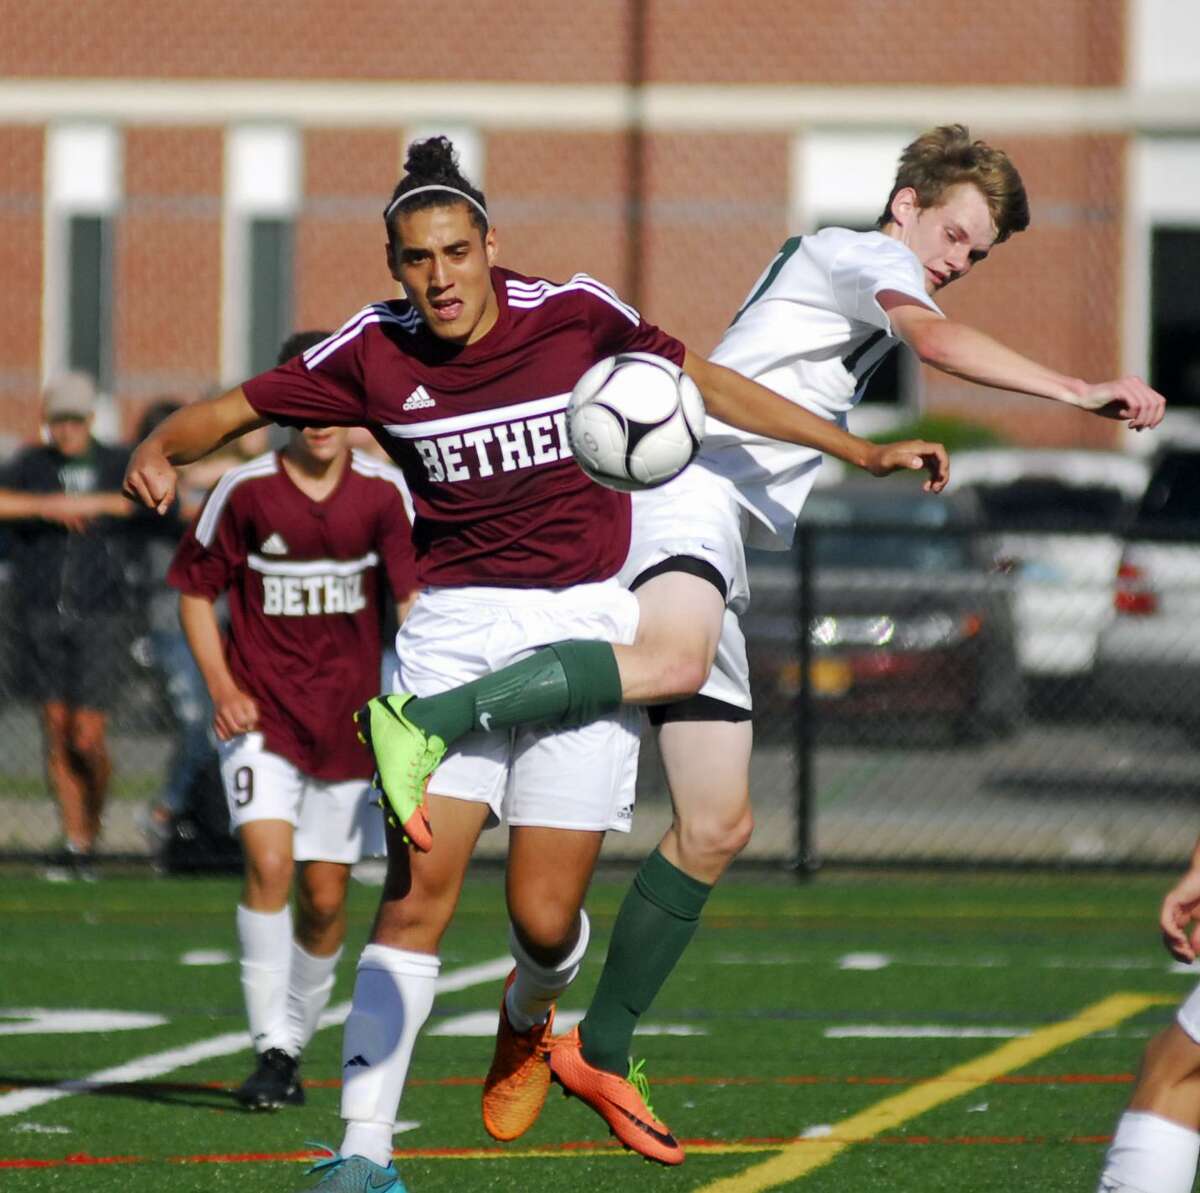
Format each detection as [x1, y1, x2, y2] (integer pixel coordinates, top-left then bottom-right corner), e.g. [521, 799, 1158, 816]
[1161, 837, 1200, 964]
[682, 351, 949, 491]
[881, 295, 1166, 430]
[124, 387, 268, 515]
[179, 592, 260, 741]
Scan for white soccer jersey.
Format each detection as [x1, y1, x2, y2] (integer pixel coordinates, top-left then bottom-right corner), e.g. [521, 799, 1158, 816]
[698, 227, 942, 549]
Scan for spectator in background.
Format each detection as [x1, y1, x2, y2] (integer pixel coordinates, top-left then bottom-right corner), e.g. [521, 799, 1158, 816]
[0, 373, 138, 881]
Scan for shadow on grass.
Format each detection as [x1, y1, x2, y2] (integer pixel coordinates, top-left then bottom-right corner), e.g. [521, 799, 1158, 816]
[0, 1074, 244, 1111]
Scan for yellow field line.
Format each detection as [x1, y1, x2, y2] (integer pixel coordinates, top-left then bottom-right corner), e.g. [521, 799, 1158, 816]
[696, 992, 1174, 1193]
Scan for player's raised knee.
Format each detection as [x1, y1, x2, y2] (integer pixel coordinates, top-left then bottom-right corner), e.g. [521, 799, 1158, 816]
[678, 802, 754, 867]
[655, 653, 711, 703]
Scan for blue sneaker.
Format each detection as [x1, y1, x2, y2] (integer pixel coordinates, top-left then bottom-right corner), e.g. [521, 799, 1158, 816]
[296, 1145, 407, 1191]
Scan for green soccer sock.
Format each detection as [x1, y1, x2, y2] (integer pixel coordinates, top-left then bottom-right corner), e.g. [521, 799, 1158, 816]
[579, 849, 713, 1075]
[401, 639, 622, 748]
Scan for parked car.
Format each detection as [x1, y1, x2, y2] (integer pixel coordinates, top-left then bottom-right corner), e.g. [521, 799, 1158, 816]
[743, 480, 1024, 743]
[947, 449, 1149, 683]
[1094, 447, 1200, 722]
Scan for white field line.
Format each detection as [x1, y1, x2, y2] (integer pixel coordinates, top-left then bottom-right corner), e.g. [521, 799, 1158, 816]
[0, 955, 512, 1119]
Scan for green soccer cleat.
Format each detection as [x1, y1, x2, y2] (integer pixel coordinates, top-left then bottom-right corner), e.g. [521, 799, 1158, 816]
[354, 694, 442, 853]
[295, 1146, 407, 1191]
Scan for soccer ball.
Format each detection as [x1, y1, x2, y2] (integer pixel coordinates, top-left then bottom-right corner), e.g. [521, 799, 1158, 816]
[567, 352, 705, 492]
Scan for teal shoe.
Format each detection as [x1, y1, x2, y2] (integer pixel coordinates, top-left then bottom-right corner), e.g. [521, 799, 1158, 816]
[296, 1145, 407, 1191]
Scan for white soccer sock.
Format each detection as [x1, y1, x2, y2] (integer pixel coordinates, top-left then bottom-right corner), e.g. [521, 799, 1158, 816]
[339, 944, 440, 1168]
[236, 904, 293, 1055]
[1098, 1111, 1200, 1193]
[506, 910, 590, 1034]
[286, 940, 342, 1056]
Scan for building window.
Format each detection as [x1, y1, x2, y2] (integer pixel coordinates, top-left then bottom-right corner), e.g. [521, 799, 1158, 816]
[248, 218, 294, 376]
[223, 126, 300, 382]
[45, 124, 120, 394]
[1150, 227, 1200, 408]
[66, 214, 114, 388]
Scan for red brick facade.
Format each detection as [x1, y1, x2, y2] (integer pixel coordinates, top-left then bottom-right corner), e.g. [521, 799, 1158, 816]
[0, 1, 1142, 448]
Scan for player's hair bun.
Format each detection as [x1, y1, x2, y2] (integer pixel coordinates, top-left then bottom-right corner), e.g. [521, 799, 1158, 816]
[404, 136, 460, 183]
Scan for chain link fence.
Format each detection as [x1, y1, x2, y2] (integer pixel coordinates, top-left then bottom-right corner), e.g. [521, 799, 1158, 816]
[3, 484, 1197, 870]
[1, 1, 1197, 872]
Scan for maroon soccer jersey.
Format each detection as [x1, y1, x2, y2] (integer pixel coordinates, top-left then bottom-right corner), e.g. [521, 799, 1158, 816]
[168, 449, 418, 781]
[242, 268, 687, 589]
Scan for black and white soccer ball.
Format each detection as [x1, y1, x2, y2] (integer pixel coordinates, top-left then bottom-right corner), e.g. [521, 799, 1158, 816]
[567, 352, 705, 492]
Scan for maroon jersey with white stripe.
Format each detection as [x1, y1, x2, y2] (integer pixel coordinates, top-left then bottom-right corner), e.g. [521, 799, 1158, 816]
[242, 268, 687, 589]
[167, 450, 418, 780]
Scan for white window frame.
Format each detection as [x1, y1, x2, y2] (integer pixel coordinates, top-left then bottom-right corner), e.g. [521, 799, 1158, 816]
[1124, 136, 1200, 439]
[1131, 0, 1200, 91]
[42, 123, 121, 391]
[221, 124, 301, 384]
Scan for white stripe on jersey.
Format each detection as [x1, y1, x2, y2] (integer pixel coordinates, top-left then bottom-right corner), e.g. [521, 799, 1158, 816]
[195, 453, 278, 548]
[303, 304, 418, 370]
[382, 391, 571, 439]
[247, 552, 380, 577]
[350, 449, 415, 523]
[505, 273, 640, 325]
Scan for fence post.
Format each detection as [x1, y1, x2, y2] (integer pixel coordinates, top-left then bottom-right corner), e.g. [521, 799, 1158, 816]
[794, 522, 818, 876]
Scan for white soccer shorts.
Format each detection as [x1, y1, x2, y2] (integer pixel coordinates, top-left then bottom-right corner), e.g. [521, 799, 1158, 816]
[218, 732, 386, 864]
[621, 464, 754, 712]
[394, 580, 642, 833]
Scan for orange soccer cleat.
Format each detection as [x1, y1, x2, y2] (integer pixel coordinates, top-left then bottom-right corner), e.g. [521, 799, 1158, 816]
[481, 970, 555, 1141]
[546, 1026, 684, 1165]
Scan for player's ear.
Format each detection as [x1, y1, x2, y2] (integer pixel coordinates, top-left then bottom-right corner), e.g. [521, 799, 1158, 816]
[890, 186, 919, 228]
[385, 239, 401, 283]
[484, 226, 498, 267]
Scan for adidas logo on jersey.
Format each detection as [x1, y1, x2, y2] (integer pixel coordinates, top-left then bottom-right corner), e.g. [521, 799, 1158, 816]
[344, 1054, 370, 1069]
[260, 533, 289, 555]
[402, 385, 436, 412]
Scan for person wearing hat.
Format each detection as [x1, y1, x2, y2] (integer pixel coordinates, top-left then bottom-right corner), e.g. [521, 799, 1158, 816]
[0, 373, 139, 880]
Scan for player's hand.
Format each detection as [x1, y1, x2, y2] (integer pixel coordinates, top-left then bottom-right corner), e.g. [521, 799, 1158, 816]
[123, 439, 178, 515]
[866, 440, 950, 493]
[1160, 866, 1200, 963]
[213, 688, 261, 742]
[1077, 377, 1166, 430]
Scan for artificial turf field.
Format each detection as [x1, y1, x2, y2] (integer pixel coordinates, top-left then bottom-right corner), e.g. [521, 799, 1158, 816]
[0, 867, 1190, 1192]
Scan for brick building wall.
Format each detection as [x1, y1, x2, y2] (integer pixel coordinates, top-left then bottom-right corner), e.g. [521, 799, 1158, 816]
[0, 0, 1179, 450]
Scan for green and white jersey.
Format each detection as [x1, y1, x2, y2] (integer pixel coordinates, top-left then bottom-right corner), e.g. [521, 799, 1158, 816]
[699, 226, 942, 549]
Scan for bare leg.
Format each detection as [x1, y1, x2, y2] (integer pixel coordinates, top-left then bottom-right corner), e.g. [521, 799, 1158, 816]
[68, 707, 110, 845]
[239, 819, 296, 912]
[295, 860, 353, 956]
[657, 717, 754, 882]
[1129, 1024, 1200, 1128]
[1097, 1024, 1200, 1191]
[41, 701, 91, 850]
[613, 571, 725, 703]
[506, 824, 604, 960]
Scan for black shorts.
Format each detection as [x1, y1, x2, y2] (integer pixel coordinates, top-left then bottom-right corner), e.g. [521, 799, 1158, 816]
[23, 610, 132, 711]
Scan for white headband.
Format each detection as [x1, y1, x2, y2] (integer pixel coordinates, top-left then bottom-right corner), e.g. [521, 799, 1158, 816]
[384, 184, 489, 224]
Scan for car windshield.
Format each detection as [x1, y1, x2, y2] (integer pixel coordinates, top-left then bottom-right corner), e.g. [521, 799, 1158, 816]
[973, 481, 1128, 530]
[750, 490, 977, 573]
